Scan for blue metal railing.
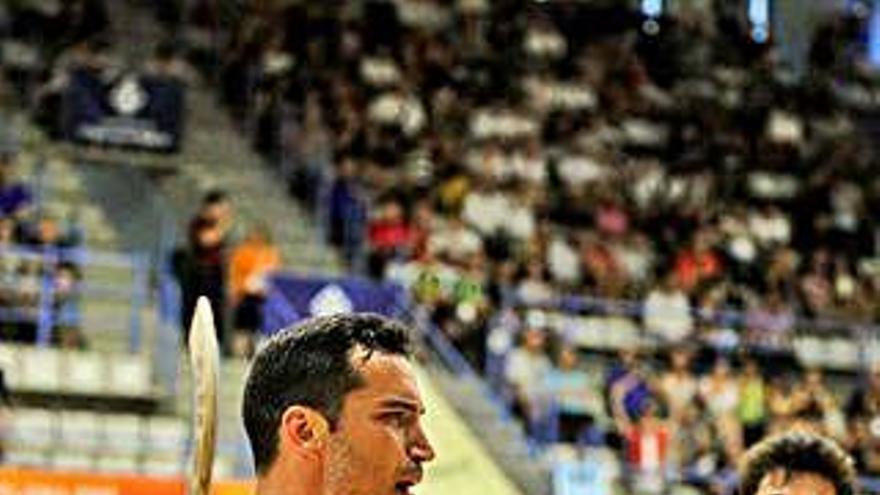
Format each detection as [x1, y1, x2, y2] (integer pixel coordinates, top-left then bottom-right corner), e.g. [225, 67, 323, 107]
[0, 244, 150, 351]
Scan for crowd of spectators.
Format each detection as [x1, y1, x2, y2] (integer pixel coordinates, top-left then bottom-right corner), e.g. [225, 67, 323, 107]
[171, 0, 880, 491]
[198, 0, 880, 351]
[500, 321, 880, 491]
[499, 322, 871, 492]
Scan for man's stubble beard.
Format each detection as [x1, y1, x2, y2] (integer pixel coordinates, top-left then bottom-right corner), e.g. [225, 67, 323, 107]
[325, 432, 369, 495]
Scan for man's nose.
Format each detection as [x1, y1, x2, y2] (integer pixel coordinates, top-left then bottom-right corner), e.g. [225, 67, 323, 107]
[409, 423, 435, 463]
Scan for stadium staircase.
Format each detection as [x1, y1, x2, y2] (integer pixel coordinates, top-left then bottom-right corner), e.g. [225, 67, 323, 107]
[0, 121, 185, 474]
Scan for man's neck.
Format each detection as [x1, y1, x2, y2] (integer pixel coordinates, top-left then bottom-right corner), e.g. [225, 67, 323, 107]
[256, 464, 324, 495]
[256, 477, 319, 495]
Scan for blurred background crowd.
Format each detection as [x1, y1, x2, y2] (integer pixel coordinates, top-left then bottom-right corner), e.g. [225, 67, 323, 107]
[2, 1, 880, 494]
[168, 0, 880, 492]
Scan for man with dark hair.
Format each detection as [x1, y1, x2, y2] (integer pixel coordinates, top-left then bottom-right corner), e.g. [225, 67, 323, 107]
[195, 189, 233, 241]
[242, 312, 435, 495]
[739, 431, 857, 495]
[174, 189, 234, 348]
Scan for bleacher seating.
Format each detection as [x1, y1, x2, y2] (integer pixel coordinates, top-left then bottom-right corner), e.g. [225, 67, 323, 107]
[3, 407, 220, 477]
[0, 344, 156, 402]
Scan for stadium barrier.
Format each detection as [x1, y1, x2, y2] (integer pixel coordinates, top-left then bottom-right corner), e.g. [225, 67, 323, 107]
[500, 291, 880, 377]
[0, 468, 251, 495]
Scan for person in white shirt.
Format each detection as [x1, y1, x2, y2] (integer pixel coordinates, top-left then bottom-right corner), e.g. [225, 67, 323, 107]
[427, 215, 483, 265]
[516, 260, 556, 306]
[504, 326, 553, 428]
[643, 272, 693, 343]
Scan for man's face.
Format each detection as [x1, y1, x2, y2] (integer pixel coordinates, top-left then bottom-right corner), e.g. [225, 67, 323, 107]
[756, 468, 836, 495]
[324, 352, 435, 495]
[205, 200, 231, 224]
[523, 329, 545, 353]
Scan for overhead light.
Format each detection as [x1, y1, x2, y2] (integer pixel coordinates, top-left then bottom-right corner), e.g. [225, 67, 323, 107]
[641, 0, 663, 19]
[748, 0, 770, 43]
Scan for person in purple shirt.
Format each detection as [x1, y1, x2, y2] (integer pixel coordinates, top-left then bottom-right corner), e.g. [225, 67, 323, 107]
[0, 154, 33, 219]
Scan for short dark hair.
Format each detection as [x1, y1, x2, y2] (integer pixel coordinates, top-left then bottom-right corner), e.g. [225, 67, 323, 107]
[242, 313, 414, 474]
[739, 432, 857, 495]
[202, 189, 228, 206]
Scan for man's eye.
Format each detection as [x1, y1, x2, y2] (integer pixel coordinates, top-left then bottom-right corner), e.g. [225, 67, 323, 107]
[381, 412, 410, 427]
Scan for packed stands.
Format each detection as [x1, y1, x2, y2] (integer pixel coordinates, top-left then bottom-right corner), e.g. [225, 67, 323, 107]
[181, 1, 880, 493]
[4, 1, 880, 495]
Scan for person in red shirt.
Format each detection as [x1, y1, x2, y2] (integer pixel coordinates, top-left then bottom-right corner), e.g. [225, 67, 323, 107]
[407, 200, 434, 262]
[616, 399, 671, 495]
[367, 198, 412, 277]
[674, 230, 722, 293]
[368, 199, 411, 251]
[579, 231, 623, 295]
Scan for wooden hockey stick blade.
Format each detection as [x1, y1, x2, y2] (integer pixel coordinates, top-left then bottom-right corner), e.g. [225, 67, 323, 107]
[188, 296, 220, 495]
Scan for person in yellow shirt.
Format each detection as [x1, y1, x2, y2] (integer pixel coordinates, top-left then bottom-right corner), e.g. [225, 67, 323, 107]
[229, 224, 281, 357]
[739, 358, 768, 448]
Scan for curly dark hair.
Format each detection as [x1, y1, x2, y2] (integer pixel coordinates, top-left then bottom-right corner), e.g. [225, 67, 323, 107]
[739, 432, 857, 495]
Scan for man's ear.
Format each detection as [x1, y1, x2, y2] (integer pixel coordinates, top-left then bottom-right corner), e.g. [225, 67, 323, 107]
[280, 406, 331, 453]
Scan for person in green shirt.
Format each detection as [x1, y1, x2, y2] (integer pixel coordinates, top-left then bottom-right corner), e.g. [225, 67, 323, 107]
[739, 358, 768, 448]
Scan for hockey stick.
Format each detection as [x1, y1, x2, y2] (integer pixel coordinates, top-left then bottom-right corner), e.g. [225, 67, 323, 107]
[188, 296, 220, 495]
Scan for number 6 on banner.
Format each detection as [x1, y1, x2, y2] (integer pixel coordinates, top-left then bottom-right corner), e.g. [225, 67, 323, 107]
[188, 296, 220, 495]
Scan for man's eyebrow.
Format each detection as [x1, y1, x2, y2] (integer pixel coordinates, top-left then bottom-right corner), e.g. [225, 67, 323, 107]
[376, 397, 426, 415]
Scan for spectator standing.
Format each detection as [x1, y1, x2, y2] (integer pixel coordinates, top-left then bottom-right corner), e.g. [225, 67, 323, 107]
[699, 357, 743, 461]
[658, 348, 699, 425]
[616, 399, 671, 495]
[607, 349, 655, 428]
[228, 223, 281, 358]
[174, 190, 235, 349]
[174, 215, 228, 350]
[289, 91, 334, 205]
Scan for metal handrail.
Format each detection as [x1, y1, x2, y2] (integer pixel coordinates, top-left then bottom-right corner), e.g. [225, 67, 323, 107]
[0, 243, 149, 350]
